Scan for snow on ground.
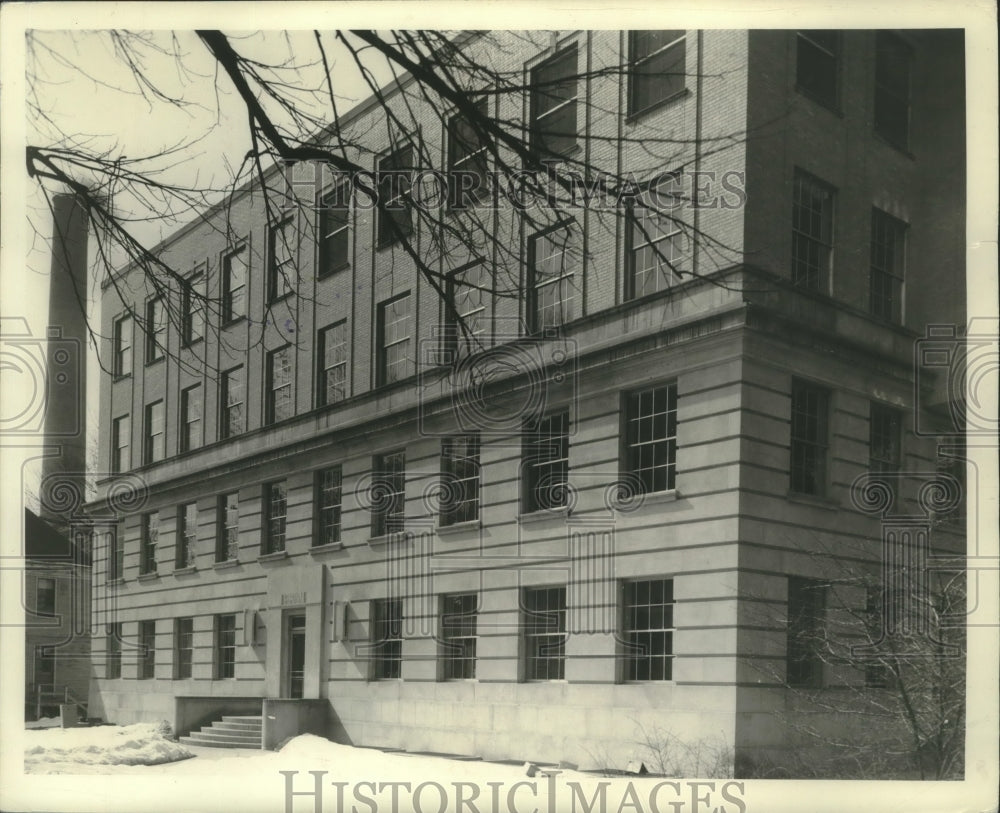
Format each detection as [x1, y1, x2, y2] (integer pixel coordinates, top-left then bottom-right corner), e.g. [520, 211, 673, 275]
[24, 722, 193, 772]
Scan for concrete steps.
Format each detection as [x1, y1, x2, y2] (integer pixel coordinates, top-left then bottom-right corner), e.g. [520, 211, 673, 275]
[179, 715, 262, 749]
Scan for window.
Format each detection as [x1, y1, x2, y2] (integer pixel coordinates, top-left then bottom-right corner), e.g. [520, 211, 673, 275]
[36, 577, 56, 616]
[626, 175, 688, 299]
[317, 322, 348, 407]
[444, 262, 488, 356]
[624, 383, 678, 494]
[266, 345, 293, 424]
[263, 481, 288, 555]
[522, 586, 567, 681]
[177, 502, 197, 569]
[371, 598, 402, 680]
[869, 403, 902, 474]
[440, 593, 478, 680]
[791, 170, 835, 291]
[111, 415, 130, 473]
[106, 623, 122, 679]
[377, 145, 414, 247]
[318, 187, 350, 276]
[789, 380, 829, 496]
[315, 466, 343, 546]
[935, 442, 965, 526]
[522, 411, 569, 513]
[870, 209, 906, 322]
[795, 30, 840, 108]
[622, 578, 675, 681]
[376, 293, 412, 386]
[787, 576, 827, 687]
[180, 384, 202, 453]
[182, 269, 205, 345]
[530, 46, 578, 157]
[174, 618, 193, 680]
[221, 366, 245, 439]
[109, 524, 124, 582]
[628, 31, 686, 116]
[865, 586, 890, 688]
[144, 401, 165, 465]
[874, 32, 911, 148]
[215, 614, 236, 679]
[222, 245, 248, 323]
[529, 224, 577, 331]
[113, 314, 132, 377]
[372, 450, 406, 537]
[140, 512, 158, 575]
[145, 297, 166, 363]
[139, 620, 156, 679]
[440, 435, 480, 526]
[268, 219, 294, 301]
[447, 99, 489, 208]
[217, 492, 239, 562]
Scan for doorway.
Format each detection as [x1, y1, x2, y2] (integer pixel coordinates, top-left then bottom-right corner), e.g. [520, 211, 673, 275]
[285, 614, 306, 699]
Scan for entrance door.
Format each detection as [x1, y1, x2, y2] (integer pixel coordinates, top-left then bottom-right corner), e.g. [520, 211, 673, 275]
[286, 614, 306, 699]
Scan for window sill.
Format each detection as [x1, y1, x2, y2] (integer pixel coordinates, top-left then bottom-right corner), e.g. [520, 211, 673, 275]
[793, 86, 843, 116]
[222, 316, 246, 329]
[267, 291, 294, 306]
[181, 337, 204, 350]
[258, 551, 289, 564]
[144, 357, 165, 368]
[625, 88, 691, 124]
[786, 492, 840, 511]
[107, 577, 125, 587]
[137, 572, 159, 582]
[112, 373, 131, 384]
[367, 532, 406, 546]
[437, 519, 482, 536]
[174, 566, 197, 575]
[629, 489, 680, 508]
[214, 559, 240, 571]
[518, 505, 571, 524]
[318, 262, 351, 279]
[872, 130, 915, 160]
[310, 541, 345, 555]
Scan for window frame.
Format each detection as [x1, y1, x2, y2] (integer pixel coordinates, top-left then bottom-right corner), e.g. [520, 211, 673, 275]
[786, 576, 828, 688]
[180, 383, 202, 453]
[444, 261, 489, 357]
[174, 617, 194, 680]
[791, 169, 836, 292]
[874, 31, 912, 150]
[795, 30, 841, 110]
[376, 144, 415, 249]
[182, 266, 206, 346]
[144, 296, 166, 364]
[529, 45, 579, 158]
[371, 450, 406, 537]
[440, 434, 481, 527]
[627, 30, 687, 118]
[176, 502, 198, 569]
[314, 465, 343, 547]
[376, 292, 412, 387]
[370, 597, 403, 680]
[522, 410, 570, 514]
[139, 511, 158, 575]
[111, 414, 130, 474]
[217, 492, 240, 563]
[222, 244, 248, 324]
[36, 576, 56, 617]
[267, 218, 295, 302]
[109, 523, 124, 582]
[266, 344, 294, 425]
[215, 613, 237, 679]
[620, 577, 675, 682]
[528, 222, 577, 333]
[143, 400, 165, 465]
[446, 98, 490, 209]
[622, 382, 678, 495]
[789, 379, 830, 497]
[106, 623, 122, 679]
[113, 313, 132, 378]
[625, 174, 688, 301]
[318, 185, 351, 277]
[220, 365, 245, 439]
[138, 620, 156, 680]
[869, 208, 907, 323]
[317, 321, 349, 407]
[440, 593, 478, 680]
[262, 480, 288, 555]
[521, 585, 567, 681]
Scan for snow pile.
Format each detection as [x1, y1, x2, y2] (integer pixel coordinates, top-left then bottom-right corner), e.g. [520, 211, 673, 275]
[25, 722, 193, 771]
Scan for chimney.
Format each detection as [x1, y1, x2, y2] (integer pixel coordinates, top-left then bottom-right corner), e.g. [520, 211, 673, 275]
[39, 192, 89, 528]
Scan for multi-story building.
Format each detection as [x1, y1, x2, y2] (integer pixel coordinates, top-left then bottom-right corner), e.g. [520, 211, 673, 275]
[86, 29, 966, 776]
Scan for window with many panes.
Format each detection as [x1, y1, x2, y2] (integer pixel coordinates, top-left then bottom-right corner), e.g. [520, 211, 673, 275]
[36, 577, 56, 616]
[262, 481, 288, 555]
[522, 586, 566, 681]
[440, 593, 478, 680]
[377, 145, 414, 247]
[440, 435, 480, 526]
[624, 383, 677, 494]
[787, 576, 827, 687]
[315, 466, 343, 546]
[113, 314, 132, 377]
[791, 170, 835, 290]
[522, 411, 569, 513]
[376, 293, 411, 386]
[628, 31, 686, 116]
[371, 598, 402, 680]
[217, 493, 239, 562]
[174, 618, 193, 679]
[874, 32, 911, 149]
[529, 224, 577, 332]
[140, 512, 158, 575]
[109, 523, 124, 581]
[627, 175, 687, 300]
[144, 401, 165, 464]
[182, 268, 205, 345]
[622, 578, 675, 681]
[180, 384, 202, 453]
[317, 321, 348, 407]
[447, 99, 489, 208]
[789, 380, 829, 496]
[869, 208, 906, 322]
[372, 450, 406, 537]
[177, 502, 197, 569]
[869, 403, 902, 474]
[318, 186, 350, 276]
[215, 614, 236, 679]
[266, 345, 293, 424]
[795, 30, 840, 109]
[139, 620, 156, 679]
[530, 46, 578, 157]
[223, 245, 247, 323]
[864, 586, 890, 688]
[106, 623, 122, 679]
[445, 261, 488, 356]
[268, 219, 294, 301]
[145, 297, 166, 363]
[112, 415, 130, 473]
[221, 366, 245, 439]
